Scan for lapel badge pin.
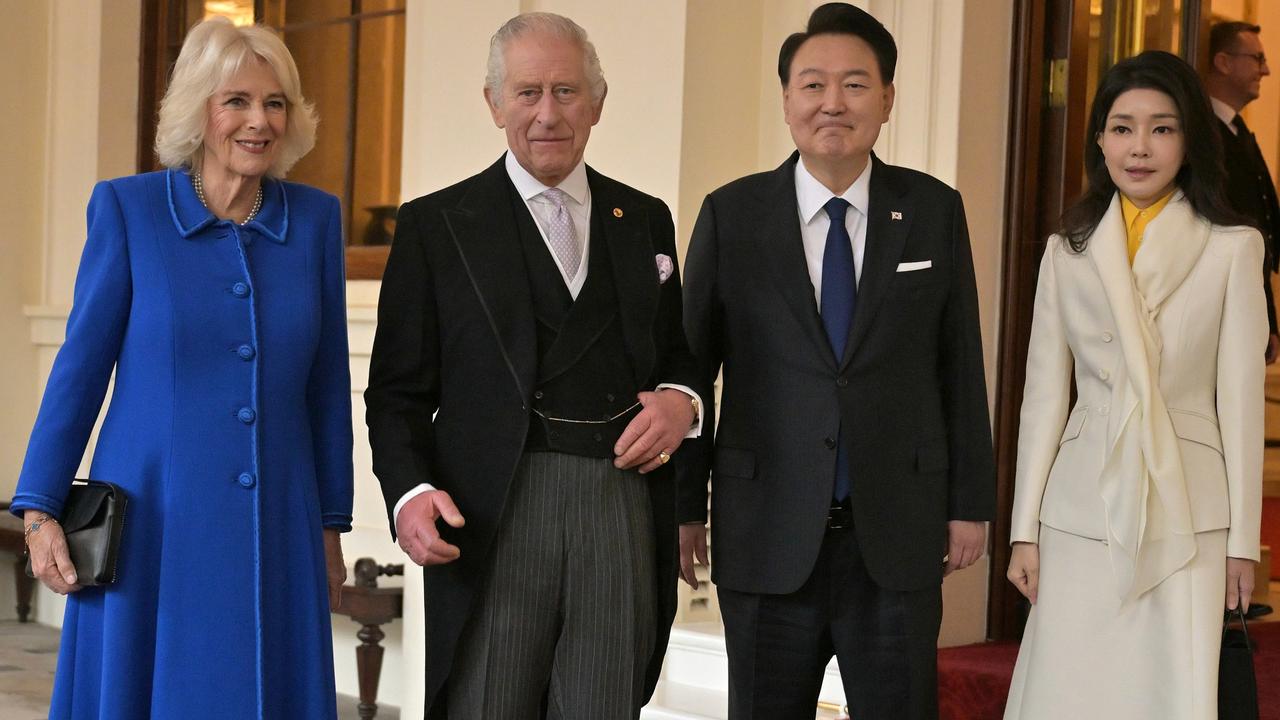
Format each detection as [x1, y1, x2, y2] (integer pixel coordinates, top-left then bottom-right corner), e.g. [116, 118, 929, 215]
[891, 211, 903, 221]
[613, 207, 624, 218]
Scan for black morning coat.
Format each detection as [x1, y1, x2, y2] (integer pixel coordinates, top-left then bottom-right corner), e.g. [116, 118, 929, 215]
[365, 157, 700, 717]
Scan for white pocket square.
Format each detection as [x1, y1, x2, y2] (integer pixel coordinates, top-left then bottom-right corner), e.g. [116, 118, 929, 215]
[656, 254, 674, 284]
[896, 260, 932, 272]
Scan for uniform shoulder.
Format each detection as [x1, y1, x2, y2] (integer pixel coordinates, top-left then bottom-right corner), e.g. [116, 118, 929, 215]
[279, 179, 339, 209]
[877, 162, 958, 201]
[586, 169, 670, 213]
[399, 171, 487, 215]
[102, 170, 167, 195]
[1211, 223, 1262, 242]
[1210, 223, 1265, 256]
[702, 169, 780, 208]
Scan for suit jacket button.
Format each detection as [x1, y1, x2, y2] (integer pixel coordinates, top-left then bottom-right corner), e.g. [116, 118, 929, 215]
[237, 472, 256, 488]
[237, 344, 256, 360]
[237, 407, 256, 424]
[836, 377, 849, 388]
[533, 390, 544, 400]
[606, 393, 615, 403]
[232, 282, 250, 298]
[824, 437, 837, 449]
[1101, 332, 1113, 343]
[593, 432, 603, 442]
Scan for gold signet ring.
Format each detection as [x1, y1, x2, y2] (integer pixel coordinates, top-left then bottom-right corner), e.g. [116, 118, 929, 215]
[658, 451, 671, 464]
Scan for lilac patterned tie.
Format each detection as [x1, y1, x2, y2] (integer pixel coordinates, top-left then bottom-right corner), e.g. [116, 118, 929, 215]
[541, 187, 581, 278]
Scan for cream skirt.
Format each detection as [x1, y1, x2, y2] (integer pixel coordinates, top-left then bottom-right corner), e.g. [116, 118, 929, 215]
[1003, 525, 1227, 720]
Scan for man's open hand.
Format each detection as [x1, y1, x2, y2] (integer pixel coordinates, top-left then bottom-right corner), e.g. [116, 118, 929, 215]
[396, 490, 466, 566]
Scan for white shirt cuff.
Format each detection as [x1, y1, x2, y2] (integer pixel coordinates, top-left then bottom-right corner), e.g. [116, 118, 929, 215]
[393, 483, 435, 526]
[655, 383, 704, 438]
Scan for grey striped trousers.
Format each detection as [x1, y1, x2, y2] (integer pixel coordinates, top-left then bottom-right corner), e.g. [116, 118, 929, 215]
[447, 452, 657, 720]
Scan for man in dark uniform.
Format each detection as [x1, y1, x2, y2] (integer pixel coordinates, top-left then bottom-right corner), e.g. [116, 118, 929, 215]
[365, 12, 702, 719]
[1206, 20, 1280, 362]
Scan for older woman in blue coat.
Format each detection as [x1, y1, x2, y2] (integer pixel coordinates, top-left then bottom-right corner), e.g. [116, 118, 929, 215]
[11, 17, 353, 719]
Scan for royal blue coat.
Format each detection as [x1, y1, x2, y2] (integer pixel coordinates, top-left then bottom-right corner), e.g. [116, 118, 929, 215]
[11, 169, 354, 719]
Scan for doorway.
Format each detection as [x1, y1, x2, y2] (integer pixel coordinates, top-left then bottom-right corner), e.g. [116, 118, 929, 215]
[990, 0, 1208, 641]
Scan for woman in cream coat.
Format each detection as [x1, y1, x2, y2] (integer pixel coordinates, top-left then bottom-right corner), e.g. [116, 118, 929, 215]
[1005, 51, 1264, 719]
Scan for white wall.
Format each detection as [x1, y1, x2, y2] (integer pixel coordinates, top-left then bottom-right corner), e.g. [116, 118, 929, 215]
[0, 0, 49, 625]
[0, 0, 49, 501]
[677, 0, 766, 256]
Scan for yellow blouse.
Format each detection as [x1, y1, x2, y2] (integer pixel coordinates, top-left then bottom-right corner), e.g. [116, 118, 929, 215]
[1120, 191, 1175, 264]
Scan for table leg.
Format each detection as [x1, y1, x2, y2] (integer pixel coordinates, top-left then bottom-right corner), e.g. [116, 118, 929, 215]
[13, 556, 32, 623]
[356, 623, 386, 719]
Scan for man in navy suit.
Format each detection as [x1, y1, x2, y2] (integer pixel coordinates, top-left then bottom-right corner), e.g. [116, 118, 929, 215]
[679, 5, 995, 718]
[1205, 20, 1280, 363]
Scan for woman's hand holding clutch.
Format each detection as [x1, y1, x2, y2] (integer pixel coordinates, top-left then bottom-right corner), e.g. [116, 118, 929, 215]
[24, 509, 82, 595]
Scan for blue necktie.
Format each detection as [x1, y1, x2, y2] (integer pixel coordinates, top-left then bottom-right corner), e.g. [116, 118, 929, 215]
[821, 197, 855, 503]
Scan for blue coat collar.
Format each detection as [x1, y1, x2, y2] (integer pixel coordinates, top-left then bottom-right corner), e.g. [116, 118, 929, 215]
[166, 168, 289, 243]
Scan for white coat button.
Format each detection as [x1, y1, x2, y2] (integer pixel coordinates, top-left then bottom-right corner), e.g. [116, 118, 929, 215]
[1102, 332, 1113, 343]
[1099, 369, 1110, 381]
[1099, 405, 1110, 416]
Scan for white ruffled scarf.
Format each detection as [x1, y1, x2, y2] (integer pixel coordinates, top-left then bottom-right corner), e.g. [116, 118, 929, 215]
[1088, 191, 1207, 603]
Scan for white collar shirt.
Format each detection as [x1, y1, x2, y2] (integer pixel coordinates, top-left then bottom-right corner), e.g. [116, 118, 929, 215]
[1211, 96, 1240, 135]
[794, 157, 872, 307]
[505, 151, 592, 298]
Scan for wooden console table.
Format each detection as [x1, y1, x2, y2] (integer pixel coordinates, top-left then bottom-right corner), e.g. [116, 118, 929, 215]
[0, 502, 34, 622]
[334, 558, 404, 720]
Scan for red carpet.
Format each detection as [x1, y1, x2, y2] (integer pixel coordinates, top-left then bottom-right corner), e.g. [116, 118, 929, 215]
[938, 620, 1280, 719]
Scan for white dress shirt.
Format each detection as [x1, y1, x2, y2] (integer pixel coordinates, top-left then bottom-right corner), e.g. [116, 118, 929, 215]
[505, 151, 593, 297]
[795, 157, 871, 305]
[392, 152, 702, 524]
[1211, 96, 1240, 135]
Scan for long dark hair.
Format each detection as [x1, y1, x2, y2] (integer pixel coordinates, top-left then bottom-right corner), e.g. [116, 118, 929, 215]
[1060, 50, 1241, 251]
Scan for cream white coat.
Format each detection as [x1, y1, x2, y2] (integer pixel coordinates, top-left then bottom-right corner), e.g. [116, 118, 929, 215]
[1011, 193, 1265, 597]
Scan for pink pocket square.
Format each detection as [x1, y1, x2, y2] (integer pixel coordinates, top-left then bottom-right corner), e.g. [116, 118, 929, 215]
[656, 254, 674, 284]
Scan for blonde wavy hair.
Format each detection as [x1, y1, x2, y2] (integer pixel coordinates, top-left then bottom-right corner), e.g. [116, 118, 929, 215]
[154, 16, 317, 177]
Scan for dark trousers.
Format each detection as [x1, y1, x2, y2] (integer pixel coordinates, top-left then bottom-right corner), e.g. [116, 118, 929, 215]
[718, 525, 942, 720]
[447, 452, 656, 720]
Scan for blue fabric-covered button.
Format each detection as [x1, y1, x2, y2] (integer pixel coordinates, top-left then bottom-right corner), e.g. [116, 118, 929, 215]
[237, 344, 255, 360]
[232, 282, 250, 298]
[237, 472, 256, 488]
[237, 407, 256, 424]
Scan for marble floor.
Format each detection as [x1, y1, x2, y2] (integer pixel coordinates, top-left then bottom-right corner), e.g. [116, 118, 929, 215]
[0, 621, 57, 720]
[0, 621, 398, 720]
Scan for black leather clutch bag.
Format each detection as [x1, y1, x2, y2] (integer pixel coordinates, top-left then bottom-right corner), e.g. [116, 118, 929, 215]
[25, 481, 127, 586]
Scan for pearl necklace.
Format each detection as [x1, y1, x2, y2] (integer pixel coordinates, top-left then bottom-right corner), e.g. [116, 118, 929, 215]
[192, 171, 263, 226]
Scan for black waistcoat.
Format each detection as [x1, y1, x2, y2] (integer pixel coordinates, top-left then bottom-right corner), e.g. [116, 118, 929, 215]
[508, 187, 640, 457]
